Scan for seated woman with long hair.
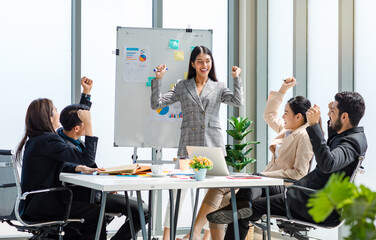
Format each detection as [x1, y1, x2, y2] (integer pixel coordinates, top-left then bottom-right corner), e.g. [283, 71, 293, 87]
[181, 77, 314, 240]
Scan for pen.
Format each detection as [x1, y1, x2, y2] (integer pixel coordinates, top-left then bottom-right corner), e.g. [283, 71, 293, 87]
[153, 68, 168, 72]
[282, 79, 300, 85]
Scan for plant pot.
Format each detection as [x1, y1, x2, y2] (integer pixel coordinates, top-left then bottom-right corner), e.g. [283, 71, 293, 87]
[233, 168, 246, 173]
[193, 168, 207, 181]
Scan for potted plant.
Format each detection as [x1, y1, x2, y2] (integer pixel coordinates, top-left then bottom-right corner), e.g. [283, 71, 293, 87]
[225, 116, 260, 172]
[189, 156, 213, 181]
[308, 173, 376, 240]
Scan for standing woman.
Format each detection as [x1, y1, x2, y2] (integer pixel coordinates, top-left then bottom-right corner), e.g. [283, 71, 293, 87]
[151, 46, 243, 239]
[151, 45, 243, 157]
[15, 98, 106, 240]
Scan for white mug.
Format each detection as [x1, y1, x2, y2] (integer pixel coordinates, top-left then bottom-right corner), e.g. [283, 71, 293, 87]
[151, 165, 163, 174]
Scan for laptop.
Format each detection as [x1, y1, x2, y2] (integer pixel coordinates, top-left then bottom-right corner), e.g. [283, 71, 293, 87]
[186, 146, 229, 176]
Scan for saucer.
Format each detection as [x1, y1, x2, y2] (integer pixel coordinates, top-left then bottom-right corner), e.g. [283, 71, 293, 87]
[146, 173, 168, 177]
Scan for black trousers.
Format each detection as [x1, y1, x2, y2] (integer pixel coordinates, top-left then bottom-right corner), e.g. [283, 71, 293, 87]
[65, 201, 107, 240]
[224, 186, 286, 240]
[71, 186, 149, 239]
[106, 193, 149, 240]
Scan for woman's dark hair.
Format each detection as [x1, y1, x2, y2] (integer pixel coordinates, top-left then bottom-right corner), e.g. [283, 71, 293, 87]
[335, 91, 365, 127]
[187, 46, 218, 82]
[60, 104, 90, 131]
[15, 98, 56, 161]
[287, 96, 312, 123]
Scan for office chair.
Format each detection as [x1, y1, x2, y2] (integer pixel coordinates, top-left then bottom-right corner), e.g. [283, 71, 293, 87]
[253, 156, 365, 240]
[0, 150, 83, 240]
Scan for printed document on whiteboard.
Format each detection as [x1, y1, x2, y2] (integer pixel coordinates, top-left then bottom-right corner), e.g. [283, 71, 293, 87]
[123, 46, 150, 82]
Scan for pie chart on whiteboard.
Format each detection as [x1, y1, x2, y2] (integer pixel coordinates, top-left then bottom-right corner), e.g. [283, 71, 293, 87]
[139, 54, 147, 62]
[156, 106, 169, 115]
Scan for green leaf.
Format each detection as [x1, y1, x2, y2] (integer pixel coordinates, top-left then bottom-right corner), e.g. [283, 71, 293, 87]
[226, 116, 259, 170]
[308, 190, 336, 222]
[234, 143, 247, 151]
[308, 172, 376, 238]
[238, 130, 253, 141]
[228, 118, 236, 128]
[226, 130, 242, 140]
[244, 148, 254, 156]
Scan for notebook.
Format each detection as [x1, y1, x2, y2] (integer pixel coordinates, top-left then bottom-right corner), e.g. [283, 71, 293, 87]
[99, 163, 139, 175]
[186, 146, 229, 176]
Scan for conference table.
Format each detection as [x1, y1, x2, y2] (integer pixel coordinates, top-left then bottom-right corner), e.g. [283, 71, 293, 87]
[60, 173, 283, 240]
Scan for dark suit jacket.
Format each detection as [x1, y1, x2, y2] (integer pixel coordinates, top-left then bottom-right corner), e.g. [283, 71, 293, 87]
[20, 132, 98, 221]
[59, 95, 100, 203]
[287, 123, 367, 223]
[61, 94, 94, 172]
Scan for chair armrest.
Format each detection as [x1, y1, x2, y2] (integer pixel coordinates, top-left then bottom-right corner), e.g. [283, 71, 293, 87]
[286, 185, 316, 194]
[0, 149, 12, 155]
[0, 183, 17, 188]
[16, 187, 73, 226]
[284, 185, 316, 219]
[283, 178, 296, 184]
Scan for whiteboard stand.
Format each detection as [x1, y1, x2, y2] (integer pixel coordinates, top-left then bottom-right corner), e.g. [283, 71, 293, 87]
[132, 147, 176, 164]
[131, 146, 177, 237]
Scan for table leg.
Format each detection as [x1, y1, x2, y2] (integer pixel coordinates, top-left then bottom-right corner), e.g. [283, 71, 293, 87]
[148, 190, 153, 240]
[173, 189, 181, 240]
[231, 188, 240, 240]
[125, 191, 136, 240]
[136, 191, 148, 240]
[265, 187, 271, 240]
[189, 188, 200, 240]
[95, 192, 107, 240]
[169, 190, 174, 240]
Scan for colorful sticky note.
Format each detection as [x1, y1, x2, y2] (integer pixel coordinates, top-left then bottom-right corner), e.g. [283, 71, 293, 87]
[169, 39, 179, 49]
[191, 46, 196, 51]
[184, 72, 188, 79]
[146, 77, 154, 87]
[174, 51, 184, 61]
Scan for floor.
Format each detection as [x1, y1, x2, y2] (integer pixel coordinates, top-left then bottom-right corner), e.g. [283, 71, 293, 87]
[0, 224, 295, 240]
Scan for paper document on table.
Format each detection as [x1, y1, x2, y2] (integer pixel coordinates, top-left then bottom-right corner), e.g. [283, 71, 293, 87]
[134, 165, 152, 175]
[227, 175, 262, 179]
[100, 163, 139, 175]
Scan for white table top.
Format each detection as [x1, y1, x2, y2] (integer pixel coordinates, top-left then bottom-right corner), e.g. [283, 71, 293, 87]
[60, 173, 284, 192]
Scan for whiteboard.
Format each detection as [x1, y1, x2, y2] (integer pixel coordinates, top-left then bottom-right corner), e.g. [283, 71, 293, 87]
[114, 27, 212, 148]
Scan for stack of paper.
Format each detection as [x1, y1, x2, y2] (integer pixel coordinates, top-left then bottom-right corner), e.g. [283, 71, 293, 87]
[99, 164, 139, 175]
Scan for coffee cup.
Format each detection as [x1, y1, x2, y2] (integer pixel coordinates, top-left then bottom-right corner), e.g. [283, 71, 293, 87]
[151, 165, 163, 174]
[179, 159, 189, 171]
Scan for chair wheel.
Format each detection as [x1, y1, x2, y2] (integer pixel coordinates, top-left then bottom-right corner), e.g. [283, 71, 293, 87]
[152, 238, 158, 240]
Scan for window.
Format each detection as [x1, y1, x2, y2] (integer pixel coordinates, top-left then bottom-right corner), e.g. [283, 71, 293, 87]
[0, 1, 71, 236]
[81, 0, 152, 166]
[354, 0, 376, 191]
[307, 0, 338, 133]
[267, 0, 294, 147]
[0, 1, 71, 151]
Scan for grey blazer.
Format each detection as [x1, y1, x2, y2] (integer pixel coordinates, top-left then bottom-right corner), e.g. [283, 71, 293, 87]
[151, 77, 243, 157]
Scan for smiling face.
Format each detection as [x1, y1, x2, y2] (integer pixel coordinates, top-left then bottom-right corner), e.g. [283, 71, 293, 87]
[191, 53, 212, 80]
[328, 100, 343, 131]
[282, 103, 303, 131]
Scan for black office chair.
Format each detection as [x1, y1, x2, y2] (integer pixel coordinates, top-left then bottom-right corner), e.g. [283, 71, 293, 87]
[0, 150, 83, 240]
[253, 156, 365, 240]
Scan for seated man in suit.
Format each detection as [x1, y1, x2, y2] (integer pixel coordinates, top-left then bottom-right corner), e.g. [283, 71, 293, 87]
[207, 91, 368, 240]
[59, 77, 149, 240]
